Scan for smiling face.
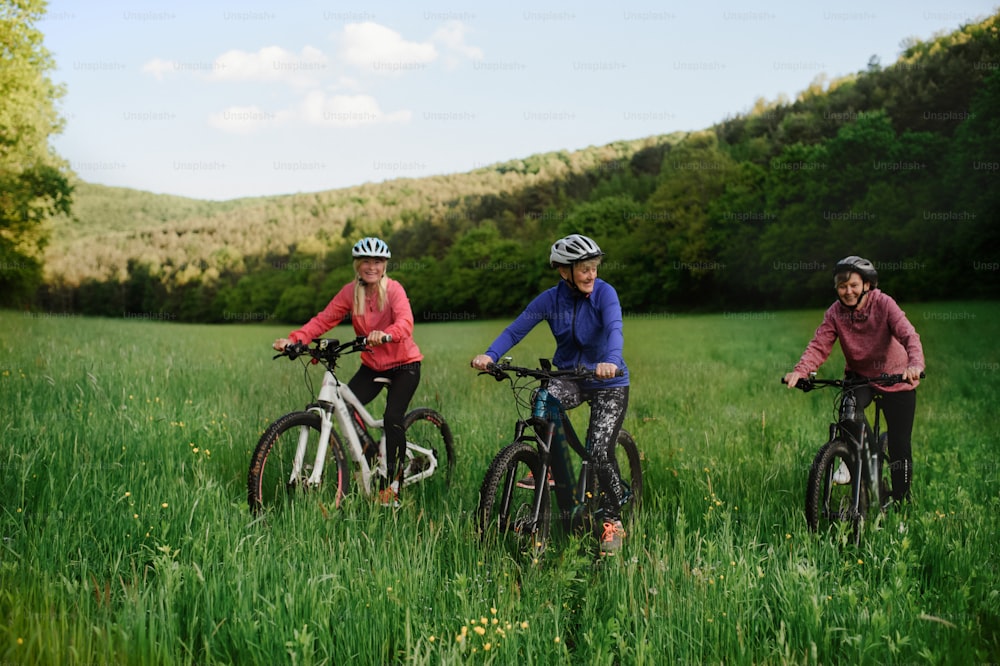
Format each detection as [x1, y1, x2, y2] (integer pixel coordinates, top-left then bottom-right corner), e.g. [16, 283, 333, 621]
[355, 257, 387, 286]
[559, 258, 601, 295]
[836, 272, 870, 308]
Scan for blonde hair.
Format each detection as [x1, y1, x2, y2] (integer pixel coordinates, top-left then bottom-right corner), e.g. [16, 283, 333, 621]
[352, 258, 388, 316]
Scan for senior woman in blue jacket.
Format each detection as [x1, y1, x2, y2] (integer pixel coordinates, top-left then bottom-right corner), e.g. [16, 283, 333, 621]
[471, 234, 631, 554]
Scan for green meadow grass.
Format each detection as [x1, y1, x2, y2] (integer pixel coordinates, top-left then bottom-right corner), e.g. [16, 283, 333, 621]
[1, 303, 998, 664]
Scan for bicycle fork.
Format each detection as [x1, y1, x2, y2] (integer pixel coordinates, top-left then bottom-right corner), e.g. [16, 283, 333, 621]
[534, 391, 578, 509]
[290, 370, 342, 488]
[835, 420, 879, 517]
[292, 406, 336, 488]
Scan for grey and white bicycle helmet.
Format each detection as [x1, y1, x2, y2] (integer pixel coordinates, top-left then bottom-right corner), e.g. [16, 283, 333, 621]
[549, 234, 604, 267]
[833, 255, 878, 287]
[352, 237, 391, 259]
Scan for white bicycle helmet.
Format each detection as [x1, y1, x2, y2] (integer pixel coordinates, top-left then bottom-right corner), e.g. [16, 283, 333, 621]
[549, 234, 604, 267]
[352, 237, 391, 259]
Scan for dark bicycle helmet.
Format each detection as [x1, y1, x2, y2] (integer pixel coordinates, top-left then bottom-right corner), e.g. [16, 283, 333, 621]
[833, 255, 878, 287]
[352, 237, 391, 259]
[549, 234, 604, 267]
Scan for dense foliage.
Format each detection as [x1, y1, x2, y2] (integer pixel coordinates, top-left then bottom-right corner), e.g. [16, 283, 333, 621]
[34, 13, 1000, 322]
[0, 0, 73, 306]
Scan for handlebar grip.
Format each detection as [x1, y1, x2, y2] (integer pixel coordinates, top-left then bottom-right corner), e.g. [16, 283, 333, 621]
[780, 376, 812, 391]
[481, 362, 509, 381]
[285, 341, 308, 360]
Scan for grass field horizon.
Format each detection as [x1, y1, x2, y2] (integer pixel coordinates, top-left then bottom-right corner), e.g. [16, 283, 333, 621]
[2, 302, 998, 664]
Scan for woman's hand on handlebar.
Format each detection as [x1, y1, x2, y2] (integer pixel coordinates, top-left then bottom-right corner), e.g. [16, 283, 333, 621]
[273, 337, 292, 352]
[470, 354, 493, 371]
[366, 330, 391, 346]
[595, 362, 619, 380]
[783, 371, 806, 389]
[904, 366, 923, 386]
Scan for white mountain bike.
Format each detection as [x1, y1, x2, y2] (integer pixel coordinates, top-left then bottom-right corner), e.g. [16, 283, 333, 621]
[248, 336, 454, 515]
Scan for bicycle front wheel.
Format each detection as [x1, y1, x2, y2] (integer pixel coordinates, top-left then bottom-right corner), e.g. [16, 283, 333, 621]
[248, 411, 350, 516]
[401, 408, 456, 492]
[478, 442, 551, 557]
[805, 439, 868, 545]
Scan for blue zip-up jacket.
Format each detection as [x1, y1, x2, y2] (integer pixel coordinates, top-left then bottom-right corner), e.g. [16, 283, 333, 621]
[484, 278, 630, 388]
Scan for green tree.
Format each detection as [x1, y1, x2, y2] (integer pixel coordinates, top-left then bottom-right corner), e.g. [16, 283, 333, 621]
[273, 284, 318, 324]
[945, 68, 1000, 297]
[643, 131, 738, 308]
[435, 223, 539, 318]
[0, 0, 73, 306]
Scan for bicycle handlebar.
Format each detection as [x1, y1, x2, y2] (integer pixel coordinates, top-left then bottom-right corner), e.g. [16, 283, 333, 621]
[781, 371, 926, 392]
[273, 334, 391, 362]
[480, 360, 624, 383]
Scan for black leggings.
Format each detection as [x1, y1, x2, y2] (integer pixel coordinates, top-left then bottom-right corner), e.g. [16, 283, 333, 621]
[547, 380, 630, 522]
[853, 385, 917, 501]
[348, 362, 421, 490]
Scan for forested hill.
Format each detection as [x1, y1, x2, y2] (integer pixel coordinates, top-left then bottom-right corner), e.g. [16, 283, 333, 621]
[39, 13, 1000, 322]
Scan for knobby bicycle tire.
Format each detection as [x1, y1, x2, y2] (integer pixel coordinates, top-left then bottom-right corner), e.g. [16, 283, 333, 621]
[805, 439, 869, 545]
[478, 441, 551, 557]
[248, 411, 350, 516]
[402, 407, 456, 488]
[580, 429, 643, 535]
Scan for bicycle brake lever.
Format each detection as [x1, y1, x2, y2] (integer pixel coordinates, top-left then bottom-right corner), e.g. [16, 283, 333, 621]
[283, 342, 309, 360]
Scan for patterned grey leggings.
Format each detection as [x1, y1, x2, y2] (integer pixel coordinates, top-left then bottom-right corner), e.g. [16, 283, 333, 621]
[547, 379, 630, 522]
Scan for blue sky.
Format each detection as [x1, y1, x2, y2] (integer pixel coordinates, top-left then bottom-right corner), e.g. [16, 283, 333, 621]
[41, 0, 998, 201]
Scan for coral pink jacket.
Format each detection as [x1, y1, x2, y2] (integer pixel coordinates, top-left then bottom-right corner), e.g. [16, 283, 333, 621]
[288, 278, 423, 371]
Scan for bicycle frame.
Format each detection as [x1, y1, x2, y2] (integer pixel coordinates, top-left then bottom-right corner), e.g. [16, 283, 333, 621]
[476, 359, 641, 555]
[517, 387, 594, 528]
[287, 343, 438, 496]
[795, 371, 922, 538]
[831, 386, 885, 518]
[501, 364, 626, 531]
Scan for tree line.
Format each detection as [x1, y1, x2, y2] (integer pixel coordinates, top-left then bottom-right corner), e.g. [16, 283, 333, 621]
[22, 13, 1000, 321]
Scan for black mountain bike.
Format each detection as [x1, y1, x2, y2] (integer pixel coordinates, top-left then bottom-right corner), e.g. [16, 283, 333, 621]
[477, 359, 642, 558]
[785, 371, 923, 545]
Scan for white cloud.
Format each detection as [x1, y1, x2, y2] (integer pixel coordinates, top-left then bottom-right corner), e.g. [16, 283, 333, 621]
[209, 45, 329, 87]
[431, 21, 484, 61]
[339, 22, 438, 74]
[300, 91, 411, 127]
[142, 58, 177, 81]
[175, 21, 478, 135]
[206, 93, 410, 134]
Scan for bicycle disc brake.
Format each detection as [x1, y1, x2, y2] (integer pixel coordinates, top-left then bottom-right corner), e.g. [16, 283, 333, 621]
[511, 502, 537, 537]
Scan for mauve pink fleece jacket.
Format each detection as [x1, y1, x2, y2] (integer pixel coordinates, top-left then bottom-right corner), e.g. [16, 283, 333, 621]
[793, 289, 925, 392]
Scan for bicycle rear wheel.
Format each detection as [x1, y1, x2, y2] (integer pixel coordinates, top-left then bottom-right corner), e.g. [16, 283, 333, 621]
[401, 408, 456, 492]
[478, 442, 551, 558]
[248, 411, 350, 516]
[583, 429, 643, 533]
[805, 439, 869, 545]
